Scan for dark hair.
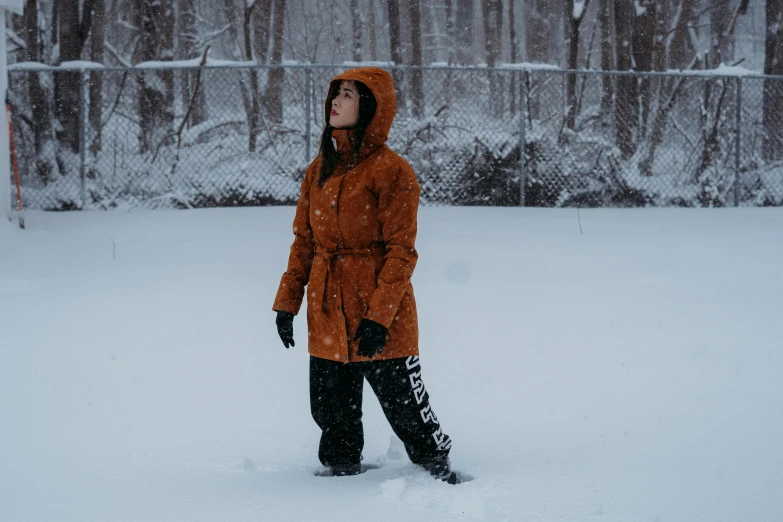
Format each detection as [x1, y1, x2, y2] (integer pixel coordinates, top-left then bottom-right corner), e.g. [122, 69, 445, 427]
[318, 81, 377, 186]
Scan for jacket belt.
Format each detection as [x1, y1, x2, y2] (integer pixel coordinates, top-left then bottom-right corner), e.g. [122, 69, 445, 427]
[314, 244, 385, 261]
[312, 244, 386, 311]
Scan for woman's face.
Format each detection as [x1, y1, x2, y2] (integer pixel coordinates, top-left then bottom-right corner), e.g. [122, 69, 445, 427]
[329, 80, 360, 129]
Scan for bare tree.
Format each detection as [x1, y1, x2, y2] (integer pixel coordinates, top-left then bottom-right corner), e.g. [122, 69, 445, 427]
[351, 0, 363, 62]
[133, 0, 176, 154]
[599, 0, 613, 122]
[179, 0, 207, 128]
[710, 0, 734, 64]
[388, 0, 406, 110]
[255, 0, 278, 146]
[526, 0, 553, 64]
[763, 0, 783, 160]
[244, 0, 263, 152]
[211, 0, 271, 152]
[693, 1, 750, 180]
[369, 0, 378, 61]
[266, 0, 286, 124]
[565, 0, 591, 130]
[669, 0, 699, 70]
[653, 0, 670, 72]
[23, 0, 46, 156]
[253, 0, 273, 63]
[444, 0, 456, 64]
[632, 1, 656, 134]
[22, 0, 57, 183]
[409, 0, 424, 117]
[482, 0, 503, 116]
[639, 0, 711, 176]
[455, 0, 475, 64]
[422, 1, 444, 63]
[51, 0, 58, 52]
[54, 0, 97, 154]
[89, 0, 105, 153]
[614, 0, 636, 158]
[509, 0, 518, 115]
[388, 0, 403, 65]
[525, 0, 558, 119]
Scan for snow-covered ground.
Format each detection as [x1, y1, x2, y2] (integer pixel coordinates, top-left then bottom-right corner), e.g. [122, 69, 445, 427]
[1, 207, 782, 522]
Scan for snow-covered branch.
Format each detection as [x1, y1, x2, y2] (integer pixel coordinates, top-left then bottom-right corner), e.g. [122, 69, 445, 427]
[104, 41, 133, 68]
[6, 28, 26, 51]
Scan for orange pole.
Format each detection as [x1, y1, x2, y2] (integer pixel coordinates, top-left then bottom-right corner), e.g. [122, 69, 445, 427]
[6, 101, 24, 229]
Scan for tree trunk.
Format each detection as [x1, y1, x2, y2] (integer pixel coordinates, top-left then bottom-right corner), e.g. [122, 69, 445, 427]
[445, 0, 456, 64]
[633, 1, 655, 136]
[351, 0, 363, 62]
[525, 0, 555, 119]
[424, 1, 443, 63]
[253, 0, 273, 63]
[455, 0, 474, 64]
[387, 0, 406, 111]
[24, 0, 46, 156]
[90, 0, 105, 153]
[632, 2, 656, 72]
[669, 0, 698, 70]
[599, 0, 613, 123]
[525, 0, 552, 64]
[157, 0, 176, 133]
[54, 0, 84, 154]
[763, 0, 783, 161]
[369, 0, 378, 61]
[614, 0, 636, 158]
[410, 0, 424, 118]
[694, 78, 730, 182]
[266, 0, 287, 124]
[244, 3, 260, 152]
[134, 0, 176, 154]
[250, 0, 273, 151]
[388, 0, 403, 65]
[710, 0, 734, 65]
[509, 0, 518, 116]
[51, 0, 58, 50]
[566, 0, 590, 130]
[639, 1, 707, 175]
[482, 0, 503, 116]
[179, 0, 207, 128]
[221, 0, 244, 61]
[640, 72, 690, 176]
[653, 0, 669, 72]
[24, 0, 57, 183]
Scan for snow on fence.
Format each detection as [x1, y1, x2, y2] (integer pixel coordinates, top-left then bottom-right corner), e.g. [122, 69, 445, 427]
[6, 62, 783, 210]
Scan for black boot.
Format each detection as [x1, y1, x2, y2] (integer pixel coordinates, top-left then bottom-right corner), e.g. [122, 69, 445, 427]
[421, 455, 459, 484]
[330, 463, 362, 476]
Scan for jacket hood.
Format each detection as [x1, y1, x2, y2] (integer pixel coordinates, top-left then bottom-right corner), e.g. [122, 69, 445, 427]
[325, 67, 396, 159]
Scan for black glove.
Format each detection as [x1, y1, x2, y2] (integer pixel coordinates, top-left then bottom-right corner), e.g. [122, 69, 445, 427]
[275, 311, 295, 349]
[353, 318, 388, 358]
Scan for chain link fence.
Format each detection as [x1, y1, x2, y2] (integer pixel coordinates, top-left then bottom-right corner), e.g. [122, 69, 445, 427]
[7, 63, 783, 210]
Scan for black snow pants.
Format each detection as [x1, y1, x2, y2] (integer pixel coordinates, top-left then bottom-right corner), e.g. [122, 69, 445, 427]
[310, 355, 452, 468]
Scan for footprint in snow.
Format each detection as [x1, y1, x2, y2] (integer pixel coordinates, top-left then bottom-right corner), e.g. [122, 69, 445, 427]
[380, 473, 508, 521]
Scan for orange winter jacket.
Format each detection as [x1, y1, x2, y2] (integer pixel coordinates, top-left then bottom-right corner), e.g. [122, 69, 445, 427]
[273, 67, 420, 362]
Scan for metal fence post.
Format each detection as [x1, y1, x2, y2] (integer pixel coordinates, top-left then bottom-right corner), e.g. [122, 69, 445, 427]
[734, 76, 742, 207]
[519, 70, 528, 207]
[79, 70, 88, 210]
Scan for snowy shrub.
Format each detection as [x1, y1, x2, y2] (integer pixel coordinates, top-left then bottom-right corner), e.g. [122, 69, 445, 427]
[525, 126, 652, 208]
[739, 162, 783, 207]
[452, 137, 522, 206]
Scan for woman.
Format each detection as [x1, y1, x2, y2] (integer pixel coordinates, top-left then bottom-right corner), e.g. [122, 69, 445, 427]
[272, 67, 456, 484]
